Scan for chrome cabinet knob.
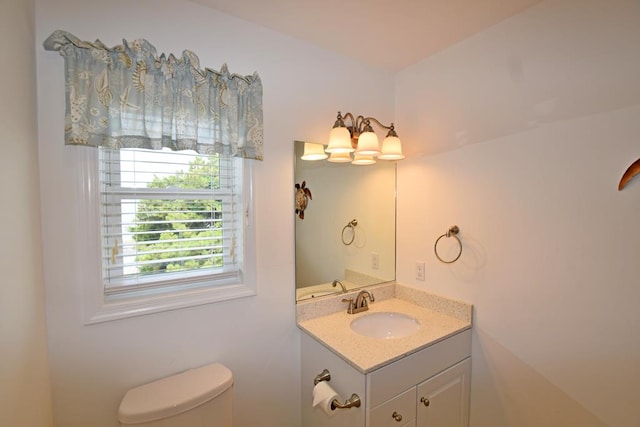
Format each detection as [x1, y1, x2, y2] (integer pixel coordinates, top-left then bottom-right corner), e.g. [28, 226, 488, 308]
[420, 396, 430, 407]
[392, 411, 403, 422]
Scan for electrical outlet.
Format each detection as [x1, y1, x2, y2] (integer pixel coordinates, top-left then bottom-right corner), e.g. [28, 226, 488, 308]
[415, 261, 425, 281]
[371, 252, 379, 270]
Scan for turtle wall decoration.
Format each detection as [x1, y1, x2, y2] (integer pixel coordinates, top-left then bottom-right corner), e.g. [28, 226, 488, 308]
[295, 181, 312, 219]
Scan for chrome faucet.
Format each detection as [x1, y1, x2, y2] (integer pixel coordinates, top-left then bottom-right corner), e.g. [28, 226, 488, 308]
[342, 290, 375, 314]
[355, 290, 375, 309]
[332, 280, 347, 293]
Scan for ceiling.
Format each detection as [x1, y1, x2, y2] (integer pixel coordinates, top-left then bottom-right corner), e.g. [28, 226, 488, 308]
[191, 0, 543, 72]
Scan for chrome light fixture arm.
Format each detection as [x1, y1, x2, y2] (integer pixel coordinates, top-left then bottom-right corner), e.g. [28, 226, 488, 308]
[363, 116, 394, 133]
[334, 111, 396, 140]
[334, 112, 366, 148]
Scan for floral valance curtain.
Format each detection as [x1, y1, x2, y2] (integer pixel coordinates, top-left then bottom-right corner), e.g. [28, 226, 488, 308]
[43, 30, 263, 160]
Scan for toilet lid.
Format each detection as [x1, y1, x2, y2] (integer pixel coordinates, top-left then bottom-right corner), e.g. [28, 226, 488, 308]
[118, 363, 233, 424]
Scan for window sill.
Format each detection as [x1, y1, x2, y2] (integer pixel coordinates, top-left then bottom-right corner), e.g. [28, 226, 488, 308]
[84, 282, 256, 324]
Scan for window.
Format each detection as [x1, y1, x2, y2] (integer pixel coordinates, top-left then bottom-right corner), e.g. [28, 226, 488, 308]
[44, 31, 262, 323]
[80, 147, 256, 324]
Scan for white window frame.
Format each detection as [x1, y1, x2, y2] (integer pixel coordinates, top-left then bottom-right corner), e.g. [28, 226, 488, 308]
[75, 148, 256, 325]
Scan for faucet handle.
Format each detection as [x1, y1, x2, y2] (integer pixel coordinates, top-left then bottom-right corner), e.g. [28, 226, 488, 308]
[341, 298, 355, 314]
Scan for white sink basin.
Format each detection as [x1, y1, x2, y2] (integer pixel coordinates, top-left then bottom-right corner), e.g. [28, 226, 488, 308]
[350, 312, 420, 339]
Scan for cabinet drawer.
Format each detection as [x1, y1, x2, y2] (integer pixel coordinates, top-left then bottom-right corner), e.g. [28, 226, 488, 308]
[369, 387, 416, 427]
[367, 329, 471, 407]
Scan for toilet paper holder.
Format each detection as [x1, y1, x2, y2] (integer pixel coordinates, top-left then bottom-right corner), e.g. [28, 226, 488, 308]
[331, 393, 361, 410]
[313, 369, 362, 410]
[313, 369, 331, 385]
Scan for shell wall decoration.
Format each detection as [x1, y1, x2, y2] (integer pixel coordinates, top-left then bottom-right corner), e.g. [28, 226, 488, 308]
[619, 158, 640, 190]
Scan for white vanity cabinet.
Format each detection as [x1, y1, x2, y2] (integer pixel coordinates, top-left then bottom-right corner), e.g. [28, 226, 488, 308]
[301, 329, 471, 427]
[370, 358, 470, 427]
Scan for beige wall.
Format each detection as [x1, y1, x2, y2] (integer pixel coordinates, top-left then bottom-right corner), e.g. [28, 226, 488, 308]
[0, 0, 53, 426]
[395, 1, 640, 426]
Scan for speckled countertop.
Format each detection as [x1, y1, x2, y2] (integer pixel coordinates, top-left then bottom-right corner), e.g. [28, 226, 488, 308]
[297, 283, 472, 373]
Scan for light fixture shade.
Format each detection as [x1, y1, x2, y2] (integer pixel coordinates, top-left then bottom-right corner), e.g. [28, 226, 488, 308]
[352, 153, 376, 165]
[326, 126, 354, 153]
[378, 135, 405, 160]
[355, 131, 380, 156]
[300, 142, 328, 160]
[327, 151, 352, 163]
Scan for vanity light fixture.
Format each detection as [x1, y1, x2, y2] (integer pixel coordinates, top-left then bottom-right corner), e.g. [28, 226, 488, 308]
[302, 111, 405, 165]
[328, 111, 405, 162]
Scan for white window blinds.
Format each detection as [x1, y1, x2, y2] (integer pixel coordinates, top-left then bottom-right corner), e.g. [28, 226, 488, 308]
[99, 147, 244, 298]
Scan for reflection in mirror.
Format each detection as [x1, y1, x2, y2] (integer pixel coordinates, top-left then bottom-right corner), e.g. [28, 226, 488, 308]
[294, 141, 396, 302]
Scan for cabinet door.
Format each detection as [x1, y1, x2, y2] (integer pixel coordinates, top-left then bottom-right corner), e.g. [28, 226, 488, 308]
[368, 387, 416, 427]
[416, 358, 470, 427]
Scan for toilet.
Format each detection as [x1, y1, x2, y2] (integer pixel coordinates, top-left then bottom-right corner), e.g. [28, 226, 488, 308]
[118, 362, 233, 426]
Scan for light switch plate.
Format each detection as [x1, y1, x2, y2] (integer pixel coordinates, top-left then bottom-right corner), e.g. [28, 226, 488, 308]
[415, 261, 425, 281]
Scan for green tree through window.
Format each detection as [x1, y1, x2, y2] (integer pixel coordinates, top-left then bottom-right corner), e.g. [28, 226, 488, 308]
[129, 155, 224, 275]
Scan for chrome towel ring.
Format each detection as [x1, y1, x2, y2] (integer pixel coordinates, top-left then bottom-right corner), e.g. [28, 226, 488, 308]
[341, 219, 358, 245]
[434, 225, 462, 263]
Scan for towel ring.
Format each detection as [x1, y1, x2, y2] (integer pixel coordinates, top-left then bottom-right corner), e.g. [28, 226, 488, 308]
[341, 219, 358, 245]
[434, 225, 462, 264]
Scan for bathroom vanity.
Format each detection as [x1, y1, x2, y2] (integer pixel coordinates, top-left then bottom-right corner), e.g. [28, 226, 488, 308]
[298, 283, 472, 427]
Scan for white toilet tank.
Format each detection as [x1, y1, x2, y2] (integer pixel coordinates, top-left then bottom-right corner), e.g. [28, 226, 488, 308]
[118, 362, 233, 426]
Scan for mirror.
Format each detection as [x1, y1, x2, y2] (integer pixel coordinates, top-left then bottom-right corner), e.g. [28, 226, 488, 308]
[294, 141, 396, 302]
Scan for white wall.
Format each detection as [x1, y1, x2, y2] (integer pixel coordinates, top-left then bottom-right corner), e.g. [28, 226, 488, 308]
[34, 1, 640, 426]
[395, 1, 640, 426]
[0, 0, 53, 426]
[35, 1, 393, 426]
